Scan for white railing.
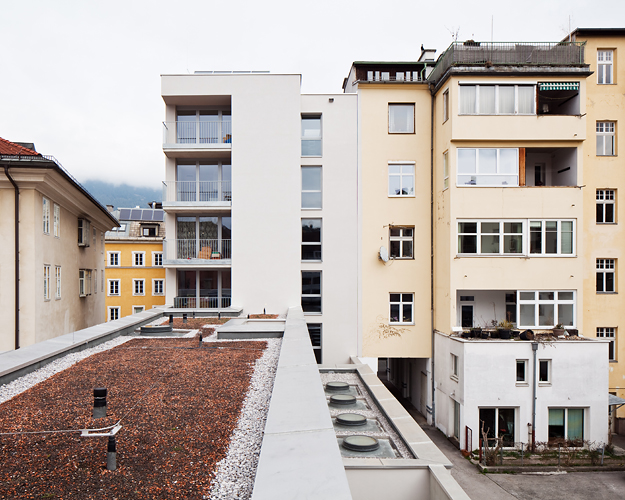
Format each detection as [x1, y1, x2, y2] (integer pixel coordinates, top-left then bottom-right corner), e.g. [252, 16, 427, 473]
[173, 296, 232, 309]
[162, 181, 232, 203]
[163, 120, 232, 145]
[165, 239, 231, 260]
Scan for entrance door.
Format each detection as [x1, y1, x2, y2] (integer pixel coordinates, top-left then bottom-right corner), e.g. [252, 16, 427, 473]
[461, 305, 474, 328]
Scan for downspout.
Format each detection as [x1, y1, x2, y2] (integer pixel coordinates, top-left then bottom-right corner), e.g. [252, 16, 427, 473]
[429, 81, 435, 426]
[532, 341, 538, 451]
[4, 166, 20, 350]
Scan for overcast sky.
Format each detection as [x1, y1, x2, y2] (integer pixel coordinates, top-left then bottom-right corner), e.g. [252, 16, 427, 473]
[1, 0, 622, 188]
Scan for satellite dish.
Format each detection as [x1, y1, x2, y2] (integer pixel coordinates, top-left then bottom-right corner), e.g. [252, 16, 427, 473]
[379, 246, 389, 263]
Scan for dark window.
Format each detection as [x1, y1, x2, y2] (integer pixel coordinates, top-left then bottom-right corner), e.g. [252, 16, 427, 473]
[302, 272, 321, 313]
[307, 323, 322, 364]
[302, 219, 321, 260]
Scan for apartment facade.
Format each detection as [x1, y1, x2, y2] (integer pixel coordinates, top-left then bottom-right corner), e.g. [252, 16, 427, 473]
[0, 138, 118, 352]
[104, 206, 166, 320]
[160, 73, 358, 365]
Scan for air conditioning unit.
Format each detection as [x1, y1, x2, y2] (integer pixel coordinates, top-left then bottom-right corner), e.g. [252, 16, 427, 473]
[78, 218, 91, 247]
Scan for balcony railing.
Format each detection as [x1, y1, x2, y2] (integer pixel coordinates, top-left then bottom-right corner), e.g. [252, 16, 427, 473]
[165, 239, 231, 260]
[162, 181, 232, 203]
[163, 120, 232, 145]
[429, 41, 586, 83]
[173, 296, 232, 309]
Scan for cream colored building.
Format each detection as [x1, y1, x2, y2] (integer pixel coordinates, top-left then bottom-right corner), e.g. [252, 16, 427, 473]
[0, 138, 118, 352]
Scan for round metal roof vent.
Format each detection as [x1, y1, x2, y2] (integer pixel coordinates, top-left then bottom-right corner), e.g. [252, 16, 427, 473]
[342, 435, 380, 452]
[336, 413, 366, 426]
[325, 381, 349, 392]
[329, 394, 356, 406]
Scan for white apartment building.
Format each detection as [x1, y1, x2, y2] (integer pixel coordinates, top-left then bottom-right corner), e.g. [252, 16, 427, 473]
[160, 72, 358, 365]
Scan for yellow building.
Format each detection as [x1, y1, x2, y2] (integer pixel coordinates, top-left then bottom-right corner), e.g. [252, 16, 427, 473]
[105, 206, 166, 320]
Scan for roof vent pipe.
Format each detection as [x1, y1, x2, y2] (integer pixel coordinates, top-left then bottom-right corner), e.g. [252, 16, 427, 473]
[93, 388, 107, 418]
[107, 436, 117, 470]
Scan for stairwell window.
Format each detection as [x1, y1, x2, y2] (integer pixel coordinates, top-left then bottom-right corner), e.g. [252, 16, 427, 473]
[301, 115, 322, 156]
[596, 122, 615, 156]
[596, 190, 616, 224]
[302, 166, 322, 209]
[598, 50, 614, 84]
[596, 258, 616, 293]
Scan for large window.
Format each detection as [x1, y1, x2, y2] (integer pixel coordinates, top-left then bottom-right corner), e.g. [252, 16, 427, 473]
[459, 85, 535, 115]
[548, 408, 584, 444]
[55, 266, 61, 300]
[108, 280, 120, 296]
[388, 163, 414, 196]
[529, 220, 574, 255]
[42, 197, 50, 234]
[597, 122, 615, 156]
[307, 323, 322, 364]
[176, 160, 231, 202]
[597, 50, 614, 84]
[389, 227, 413, 259]
[597, 327, 616, 361]
[457, 148, 518, 187]
[302, 219, 321, 261]
[302, 166, 322, 209]
[479, 408, 515, 447]
[596, 258, 616, 293]
[389, 104, 415, 133]
[43, 265, 50, 300]
[301, 115, 321, 156]
[389, 293, 413, 324]
[518, 291, 575, 328]
[302, 271, 321, 313]
[458, 221, 523, 255]
[597, 190, 616, 224]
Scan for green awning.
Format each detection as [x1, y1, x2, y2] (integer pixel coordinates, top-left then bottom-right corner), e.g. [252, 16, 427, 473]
[539, 82, 580, 91]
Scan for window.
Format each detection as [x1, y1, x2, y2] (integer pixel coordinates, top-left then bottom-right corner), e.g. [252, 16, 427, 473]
[302, 166, 322, 209]
[451, 354, 459, 380]
[539, 360, 551, 384]
[94, 270, 97, 294]
[133, 279, 145, 296]
[153, 252, 163, 266]
[548, 408, 584, 444]
[307, 323, 322, 364]
[457, 148, 519, 187]
[596, 258, 616, 293]
[133, 306, 145, 314]
[101, 270, 104, 292]
[53, 204, 60, 237]
[597, 50, 613, 84]
[453, 400, 461, 440]
[459, 84, 535, 115]
[443, 151, 449, 189]
[537, 82, 580, 115]
[142, 225, 158, 237]
[302, 219, 321, 261]
[596, 122, 615, 156]
[101, 232, 104, 253]
[457, 221, 523, 255]
[43, 265, 50, 300]
[42, 198, 50, 234]
[516, 360, 527, 383]
[389, 104, 415, 133]
[388, 163, 414, 196]
[389, 293, 413, 324]
[529, 220, 574, 255]
[93, 228, 96, 247]
[479, 408, 515, 447]
[301, 115, 321, 156]
[443, 90, 449, 123]
[133, 252, 145, 267]
[302, 271, 321, 313]
[79, 269, 91, 297]
[596, 189, 616, 224]
[108, 307, 120, 322]
[518, 291, 575, 328]
[389, 227, 413, 259]
[55, 266, 61, 300]
[153, 279, 164, 295]
[78, 218, 90, 246]
[176, 160, 232, 202]
[597, 327, 616, 361]
[108, 252, 120, 267]
[108, 279, 120, 296]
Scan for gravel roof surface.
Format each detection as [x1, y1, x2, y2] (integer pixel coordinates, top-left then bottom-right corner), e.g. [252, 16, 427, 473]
[0, 336, 268, 499]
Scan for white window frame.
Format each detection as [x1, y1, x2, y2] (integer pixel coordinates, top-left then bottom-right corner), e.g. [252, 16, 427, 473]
[389, 227, 414, 259]
[456, 148, 519, 187]
[443, 151, 449, 189]
[153, 279, 164, 296]
[597, 327, 616, 361]
[451, 353, 459, 381]
[42, 197, 50, 234]
[301, 166, 322, 209]
[597, 50, 614, 84]
[517, 291, 576, 329]
[457, 220, 525, 256]
[539, 359, 552, 384]
[301, 115, 322, 157]
[596, 122, 616, 156]
[443, 89, 449, 123]
[78, 218, 90, 246]
[597, 189, 616, 224]
[53, 203, 60, 237]
[389, 293, 414, 325]
[108, 279, 120, 296]
[133, 279, 145, 296]
[388, 162, 415, 197]
[133, 305, 145, 314]
[108, 251, 120, 267]
[43, 265, 50, 300]
[152, 252, 163, 267]
[596, 258, 616, 293]
[516, 359, 528, 384]
[108, 306, 120, 322]
[388, 103, 415, 133]
[55, 265, 61, 300]
[459, 84, 536, 115]
[529, 220, 575, 256]
[133, 251, 145, 267]
[79, 269, 91, 297]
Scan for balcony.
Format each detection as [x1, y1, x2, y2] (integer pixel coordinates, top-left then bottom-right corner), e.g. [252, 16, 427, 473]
[163, 119, 232, 157]
[162, 181, 232, 209]
[164, 239, 231, 264]
[173, 296, 232, 309]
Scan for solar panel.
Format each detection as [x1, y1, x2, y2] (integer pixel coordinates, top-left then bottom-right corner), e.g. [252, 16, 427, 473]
[130, 209, 142, 220]
[141, 211, 153, 221]
[153, 210, 164, 221]
[118, 209, 131, 220]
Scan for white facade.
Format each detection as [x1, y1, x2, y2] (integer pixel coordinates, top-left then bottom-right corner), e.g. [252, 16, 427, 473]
[161, 73, 358, 365]
[435, 332, 609, 450]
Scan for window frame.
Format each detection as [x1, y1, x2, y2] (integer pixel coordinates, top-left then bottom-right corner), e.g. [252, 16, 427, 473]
[459, 84, 536, 115]
[108, 306, 120, 322]
[133, 305, 145, 315]
[539, 359, 552, 384]
[307, 323, 322, 364]
[443, 150, 449, 190]
[596, 258, 616, 293]
[132, 251, 145, 267]
[548, 407, 584, 444]
[55, 265, 61, 300]
[153, 252, 163, 267]
[388, 103, 415, 134]
[517, 290, 576, 329]
[516, 359, 528, 384]
[108, 251, 120, 267]
[53, 203, 60, 237]
[301, 218, 322, 262]
[301, 115, 322, 157]
[596, 121, 616, 156]
[456, 148, 519, 187]
[528, 220, 575, 256]
[442, 90, 450, 123]
[43, 264, 50, 300]
[301, 271, 322, 314]
[451, 353, 459, 381]
[133, 279, 145, 296]
[389, 226, 414, 259]
[388, 162, 415, 197]
[79, 269, 92, 297]
[301, 166, 322, 209]
[153, 279, 164, 296]
[596, 189, 616, 224]
[597, 327, 616, 361]
[42, 197, 50, 234]
[389, 293, 414, 325]
[108, 279, 120, 296]
[597, 50, 614, 85]
[457, 220, 525, 256]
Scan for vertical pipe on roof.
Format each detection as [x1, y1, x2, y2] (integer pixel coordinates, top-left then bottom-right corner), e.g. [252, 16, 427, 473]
[429, 81, 435, 426]
[4, 166, 20, 350]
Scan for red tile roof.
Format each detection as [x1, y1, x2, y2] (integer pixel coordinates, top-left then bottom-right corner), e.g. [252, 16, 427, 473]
[0, 137, 40, 156]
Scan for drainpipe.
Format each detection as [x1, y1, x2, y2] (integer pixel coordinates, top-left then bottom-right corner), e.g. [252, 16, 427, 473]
[4, 166, 20, 350]
[429, 81, 435, 426]
[532, 341, 538, 451]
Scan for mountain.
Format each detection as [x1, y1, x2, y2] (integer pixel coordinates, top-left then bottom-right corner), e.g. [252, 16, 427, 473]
[81, 180, 162, 210]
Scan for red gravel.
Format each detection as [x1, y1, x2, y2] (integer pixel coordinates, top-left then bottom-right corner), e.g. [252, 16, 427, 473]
[0, 338, 266, 499]
[248, 315, 279, 319]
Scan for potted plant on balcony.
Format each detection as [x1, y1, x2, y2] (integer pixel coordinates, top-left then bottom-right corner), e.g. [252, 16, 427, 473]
[497, 320, 513, 340]
[552, 323, 565, 336]
[566, 327, 578, 337]
[469, 327, 482, 338]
